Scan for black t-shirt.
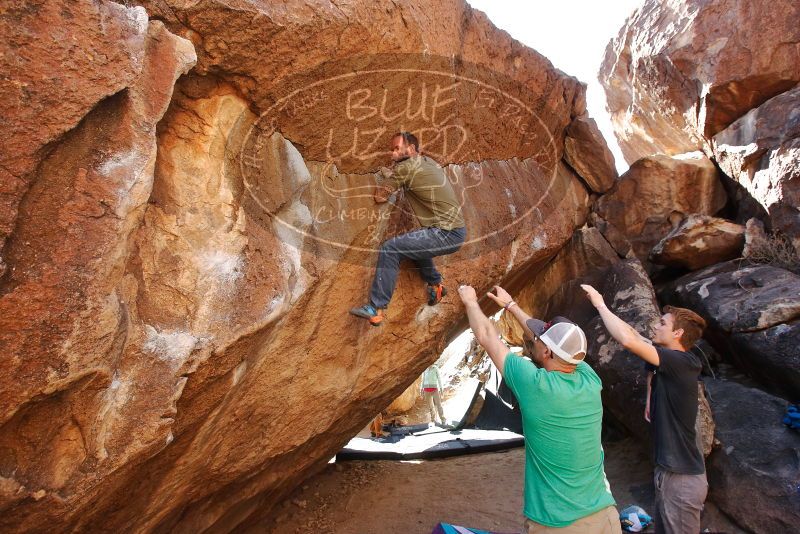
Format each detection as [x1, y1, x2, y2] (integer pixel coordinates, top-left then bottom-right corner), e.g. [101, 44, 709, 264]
[649, 347, 705, 474]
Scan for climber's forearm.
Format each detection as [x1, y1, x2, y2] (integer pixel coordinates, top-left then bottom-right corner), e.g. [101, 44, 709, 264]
[464, 301, 509, 375]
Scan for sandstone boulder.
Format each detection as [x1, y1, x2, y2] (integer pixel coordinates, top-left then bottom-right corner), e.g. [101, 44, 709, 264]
[138, 0, 583, 173]
[649, 215, 744, 271]
[0, 17, 196, 531]
[386, 377, 422, 414]
[713, 86, 800, 253]
[663, 261, 800, 399]
[0, 0, 151, 275]
[0, 0, 603, 531]
[706, 378, 800, 533]
[564, 116, 618, 193]
[595, 154, 727, 264]
[599, 0, 800, 163]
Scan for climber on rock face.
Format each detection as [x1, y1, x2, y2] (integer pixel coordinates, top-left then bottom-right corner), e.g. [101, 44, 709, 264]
[349, 132, 467, 326]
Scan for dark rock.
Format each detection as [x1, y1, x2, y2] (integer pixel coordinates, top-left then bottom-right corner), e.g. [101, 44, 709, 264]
[731, 321, 800, 401]
[705, 378, 800, 533]
[663, 260, 800, 399]
[579, 259, 715, 455]
[664, 260, 800, 333]
[589, 213, 633, 259]
[583, 259, 660, 437]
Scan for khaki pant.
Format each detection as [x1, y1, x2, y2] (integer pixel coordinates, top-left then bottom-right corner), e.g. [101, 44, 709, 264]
[423, 389, 445, 424]
[654, 466, 708, 534]
[524, 506, 621, 533]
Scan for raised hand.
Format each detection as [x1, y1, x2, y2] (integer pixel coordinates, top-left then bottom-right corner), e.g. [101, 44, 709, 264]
[378, 166, 394, 180]
[580, 284, 605, 308]
[457, 284, 478, 305]
[486, 285, 513, 308]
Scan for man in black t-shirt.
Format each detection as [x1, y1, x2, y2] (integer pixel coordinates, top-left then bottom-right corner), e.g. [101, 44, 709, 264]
[581, 284, 708, 534]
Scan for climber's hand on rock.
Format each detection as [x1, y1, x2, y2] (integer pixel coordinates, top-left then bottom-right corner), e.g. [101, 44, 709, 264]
[581, 284, 605, 308]
[374, 184, 394, 203]
[486, 286, 512, 308]
[378, 166, 393, 180]
[457, 285, 478, 305]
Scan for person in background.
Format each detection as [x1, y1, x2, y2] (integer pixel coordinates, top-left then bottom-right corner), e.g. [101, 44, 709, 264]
[421, 364, 446, 426]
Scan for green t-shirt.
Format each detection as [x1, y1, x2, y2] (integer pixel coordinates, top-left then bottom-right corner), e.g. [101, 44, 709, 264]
[389, 156, 465, 230]
[503, 353, 616, 527]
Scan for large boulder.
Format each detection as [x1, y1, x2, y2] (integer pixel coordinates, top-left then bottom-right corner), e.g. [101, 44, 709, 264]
[713, 86, 800, 253]
[595, 154, 727, 264]
[649, 214, 745, 271]
[589, 213, 634, 259]
[665, 261, 800, 333]
[138, 0, 583, 173]
[705, 378, 800, 533]
[599, 0, 800, 163]
[564, 116, 618, 193]
[730, 322, 800, 402]
[600, 0, 800, 259]
[0, 1, 606, 531]
[662, 261, 800, 400]
[0, 0, 151, 276]
[0, 16, 197, 531]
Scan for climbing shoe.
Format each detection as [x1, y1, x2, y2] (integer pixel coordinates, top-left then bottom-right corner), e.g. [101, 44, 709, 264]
[427, 283, 447, 305]
[349, 304, 384, 326]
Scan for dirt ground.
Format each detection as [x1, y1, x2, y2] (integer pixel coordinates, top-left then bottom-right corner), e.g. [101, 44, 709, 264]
[252, 436, 743, 534]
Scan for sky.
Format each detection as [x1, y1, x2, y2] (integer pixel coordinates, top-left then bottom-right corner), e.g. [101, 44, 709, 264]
[467, 0, 642, 173]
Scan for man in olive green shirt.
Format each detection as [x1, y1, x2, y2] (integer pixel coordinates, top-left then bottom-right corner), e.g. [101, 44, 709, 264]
[458, 284, 621, 533]
[350, 132, 466, 326]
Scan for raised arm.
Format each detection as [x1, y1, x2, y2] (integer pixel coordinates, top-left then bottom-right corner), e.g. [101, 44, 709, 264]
[485, 286, 537, 340]
[458, 285, 510, 376]
[581, 284, 660, 366]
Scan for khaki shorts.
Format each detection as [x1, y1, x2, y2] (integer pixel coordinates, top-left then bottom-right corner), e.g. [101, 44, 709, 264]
[524, 505, 621, 533]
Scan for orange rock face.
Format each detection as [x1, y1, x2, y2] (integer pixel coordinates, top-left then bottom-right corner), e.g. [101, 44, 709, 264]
[0, 1, 606, 531]
[599, 0, 800, 253]
[599, 0, 800, 163]
[594, 154, 727, 265]
[564, 117, 618, 193]
[0, 0, 151, 276]
[650, 215, 745, 271]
